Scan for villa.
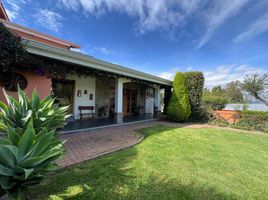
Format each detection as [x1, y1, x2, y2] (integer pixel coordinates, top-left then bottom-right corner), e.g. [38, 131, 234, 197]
[0, 3, 172, 132]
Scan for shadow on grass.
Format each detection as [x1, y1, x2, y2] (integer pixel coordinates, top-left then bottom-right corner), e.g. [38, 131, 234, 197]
[29, 125, 238, 200]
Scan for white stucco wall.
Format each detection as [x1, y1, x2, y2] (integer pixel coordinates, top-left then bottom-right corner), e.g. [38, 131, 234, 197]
[67, 74, 96, 119]
[145, 97, 154, 114]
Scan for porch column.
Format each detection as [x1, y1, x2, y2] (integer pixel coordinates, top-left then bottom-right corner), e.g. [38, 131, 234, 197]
[114, 78, 130, 123]
[154, 86, 161, 117]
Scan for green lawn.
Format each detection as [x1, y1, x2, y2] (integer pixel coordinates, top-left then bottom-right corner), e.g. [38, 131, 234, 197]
[30, 126, 268, 200]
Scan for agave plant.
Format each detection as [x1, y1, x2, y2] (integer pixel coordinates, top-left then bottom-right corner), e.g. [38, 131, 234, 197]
[0, 88, 68, 199]
[0, 87, 69, 134]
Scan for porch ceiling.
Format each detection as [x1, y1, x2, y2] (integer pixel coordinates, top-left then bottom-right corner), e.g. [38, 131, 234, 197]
[23, 39, 172, 86]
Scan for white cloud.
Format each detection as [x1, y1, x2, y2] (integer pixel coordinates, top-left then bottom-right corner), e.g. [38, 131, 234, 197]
[159, 71, 176, 80]
[57, 0, 255, 47]
[57, 0, 202, 34]
[233, 12, 268, 44]
[79, 45, 113, 56]
[56, 0, 80, 11]
[158, 65, 268, 87]
[93, 47, 112, 55]
[158, 66, 194, 80]
[34, 9, 63, 32]
[6, 0, 21, 11]
[197, 0, 250, 49]
[4, 0, 27, 20]
[5, 8, 17, 20]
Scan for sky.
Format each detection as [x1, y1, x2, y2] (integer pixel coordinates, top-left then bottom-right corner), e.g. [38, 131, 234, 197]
[3, 0, 268, 87]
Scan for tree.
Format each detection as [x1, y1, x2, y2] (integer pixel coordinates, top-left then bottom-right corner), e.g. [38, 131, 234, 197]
[203, 86, 228, 110]
[167, 72, 191, 121]
[241, 73, 268, 106]
[211, 85, 225, 96]
[225, 81, 244, 103]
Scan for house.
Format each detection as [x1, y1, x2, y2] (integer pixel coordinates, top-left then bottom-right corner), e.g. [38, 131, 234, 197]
[0, 3, 172, 131]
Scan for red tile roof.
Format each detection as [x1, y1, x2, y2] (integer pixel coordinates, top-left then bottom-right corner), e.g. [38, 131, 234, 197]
[0, 2, 9, 21]
[0, 2, 80, 49]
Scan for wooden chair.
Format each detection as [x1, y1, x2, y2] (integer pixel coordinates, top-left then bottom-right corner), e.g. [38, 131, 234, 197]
[79, 106, 95, 120]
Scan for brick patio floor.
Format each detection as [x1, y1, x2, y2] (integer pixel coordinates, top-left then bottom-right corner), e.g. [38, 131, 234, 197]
[57, 121, 160, 167]
[57, 120, 259, 167]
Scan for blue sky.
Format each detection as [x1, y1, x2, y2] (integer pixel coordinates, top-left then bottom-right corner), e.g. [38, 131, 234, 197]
[3, 0, 268, 87]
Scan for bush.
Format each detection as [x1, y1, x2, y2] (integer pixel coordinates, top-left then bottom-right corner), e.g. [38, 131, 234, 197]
[167, 72, 191, 121]
[236, 111, 268, 133]
[163, 86, 172, 114]
[184, 72, 205, 121]
[210, 110, 268, 133]
[0, 88, 69, 199]
[203, 95, 227, 110]
[0, 89, 69, 135]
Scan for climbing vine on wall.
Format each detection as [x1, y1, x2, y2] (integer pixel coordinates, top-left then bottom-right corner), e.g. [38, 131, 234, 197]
[0, 22, 28, 72]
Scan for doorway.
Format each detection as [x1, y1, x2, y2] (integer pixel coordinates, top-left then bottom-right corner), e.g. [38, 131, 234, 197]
[123, 89, 137, 116]
[52, 79, 75, 115]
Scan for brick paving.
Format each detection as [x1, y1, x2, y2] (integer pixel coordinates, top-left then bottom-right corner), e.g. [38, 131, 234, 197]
[57, 121, 160, 167]
[57, 120, 262, 167]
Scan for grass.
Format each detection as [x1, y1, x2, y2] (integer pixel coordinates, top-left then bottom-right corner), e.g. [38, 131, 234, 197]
[30, 126, 268, 200]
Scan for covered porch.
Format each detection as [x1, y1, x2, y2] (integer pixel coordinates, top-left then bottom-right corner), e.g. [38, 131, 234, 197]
[54, 73, 162, 133]
[22, 40, 172, 132]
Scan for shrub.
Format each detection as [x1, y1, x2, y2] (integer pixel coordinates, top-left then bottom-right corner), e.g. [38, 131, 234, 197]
[163, 86, 172, 114]
[184, 72, 205, 121]
[0, 88, 68, 199]
[0, 89, 69, 135]
[167, 72, 191, 121]
[236, 111, 268, 133]
[210, 110, 268, 133]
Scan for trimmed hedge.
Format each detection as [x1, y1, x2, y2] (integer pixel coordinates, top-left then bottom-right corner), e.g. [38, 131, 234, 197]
[163, 86, 172, 114]
[184, 71, 205, 121]
[210, 110, 268, 133]
[167, 72, 191, 121]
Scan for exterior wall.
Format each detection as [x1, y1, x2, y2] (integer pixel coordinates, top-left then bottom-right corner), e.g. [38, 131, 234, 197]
[67, 74, 96, 119]
[0, 72, 51, 104]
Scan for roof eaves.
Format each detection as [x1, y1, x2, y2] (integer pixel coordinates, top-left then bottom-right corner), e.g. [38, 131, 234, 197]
[0, 19, 80, 48]
[23, 39, 173, 86]
[0, 3, 9, 21]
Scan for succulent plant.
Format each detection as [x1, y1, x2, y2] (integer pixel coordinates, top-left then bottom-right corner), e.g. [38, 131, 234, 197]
[0, 88, 68, 199]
